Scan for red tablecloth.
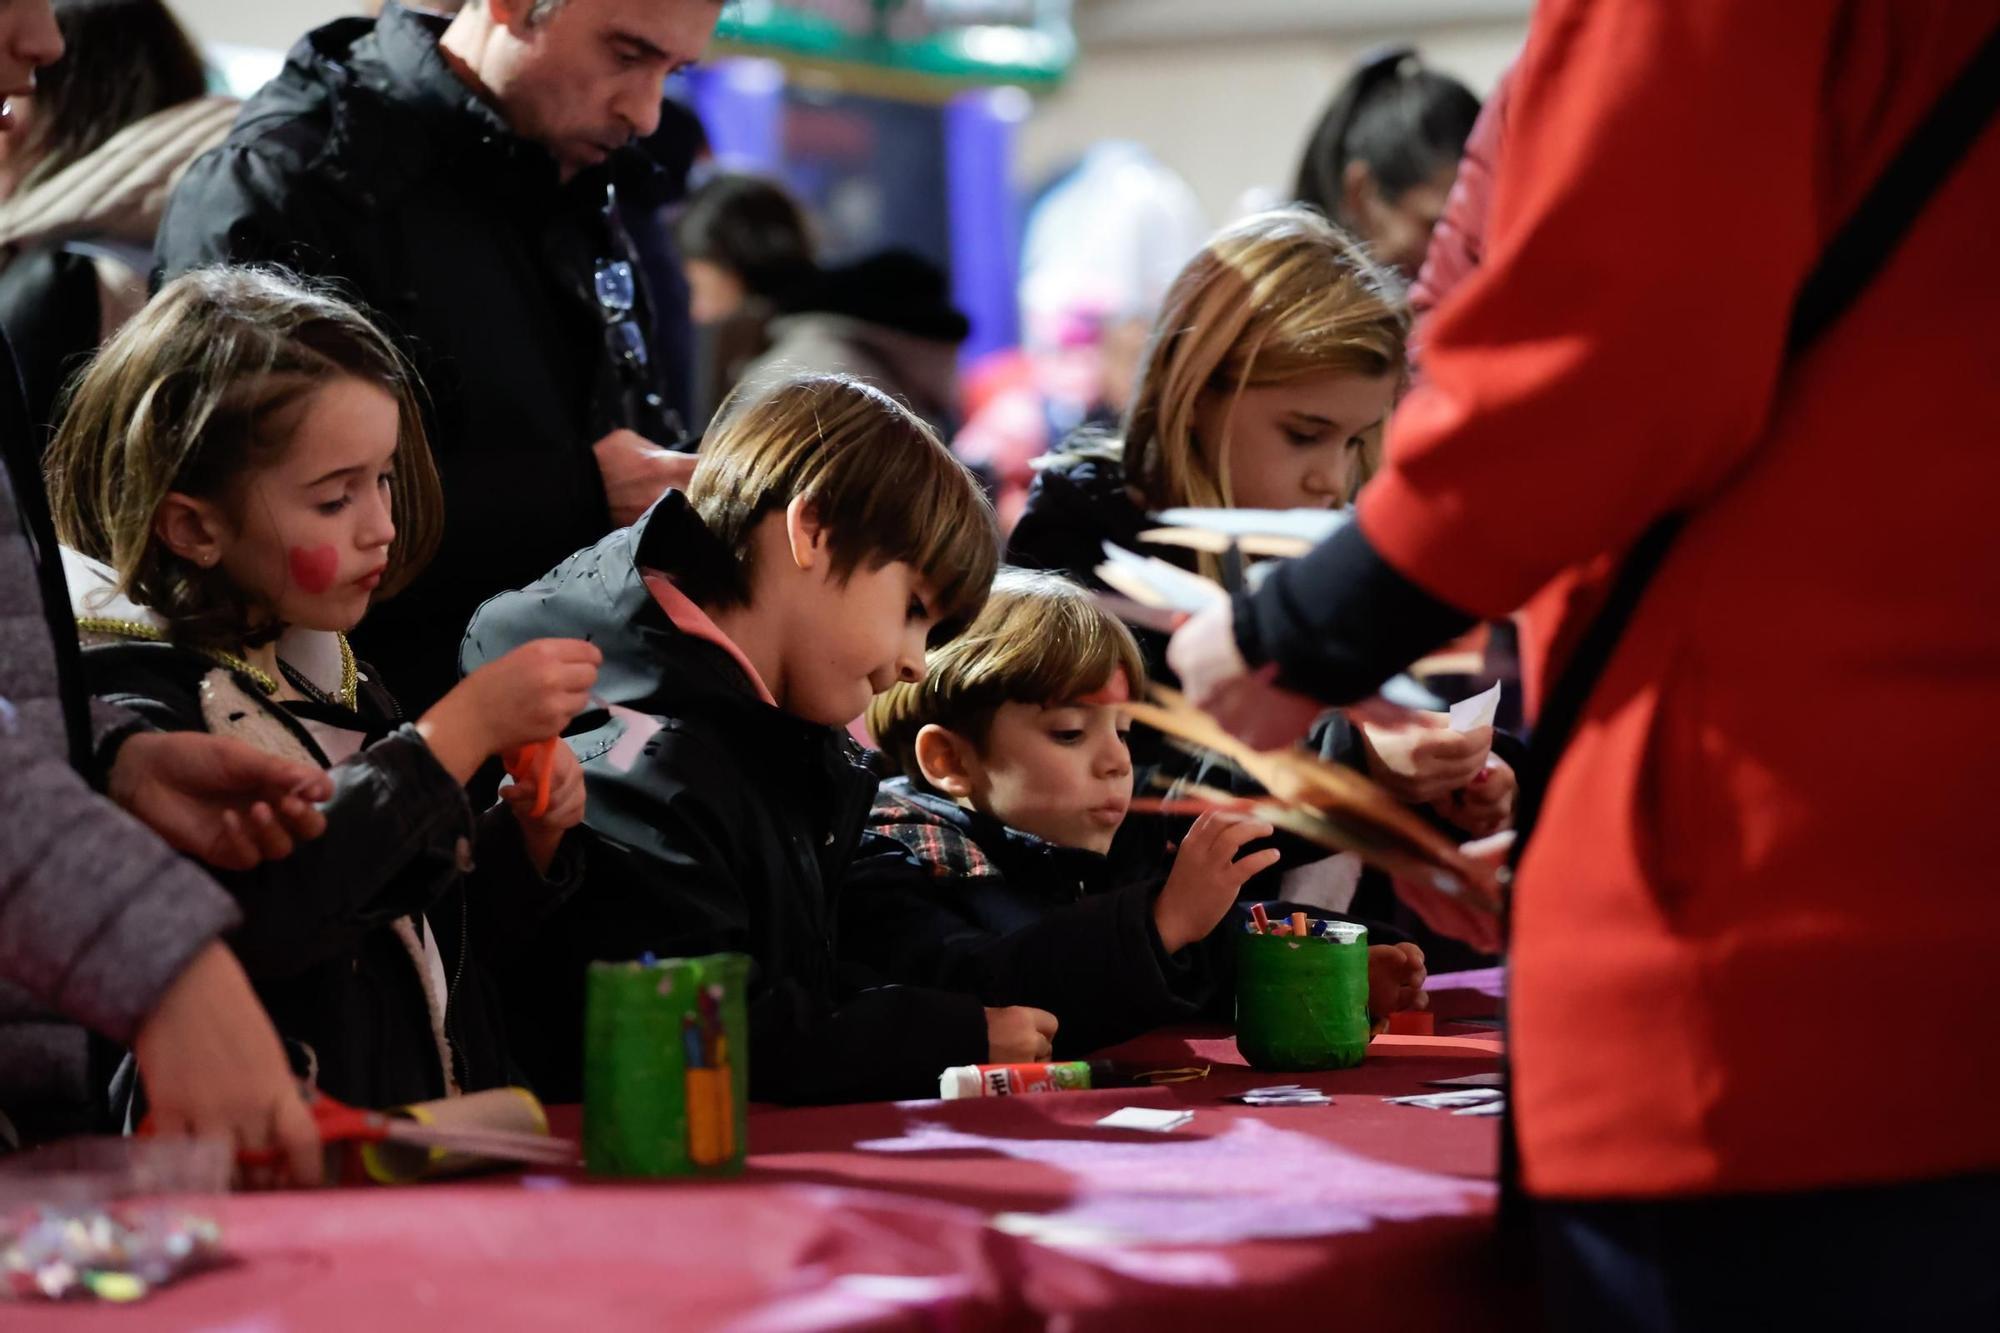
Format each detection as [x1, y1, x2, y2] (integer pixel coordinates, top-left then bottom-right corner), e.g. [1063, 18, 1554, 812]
[12, 972, 1532, 1331]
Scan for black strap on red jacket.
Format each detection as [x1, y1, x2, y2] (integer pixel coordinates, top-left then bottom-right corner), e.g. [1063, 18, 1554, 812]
[1509, 20, 2000, 872]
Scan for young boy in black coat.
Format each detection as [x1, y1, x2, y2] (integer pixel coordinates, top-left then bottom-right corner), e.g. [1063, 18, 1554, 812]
[844, 570, 1429, 1057]
[465, 374, 1056, 1104]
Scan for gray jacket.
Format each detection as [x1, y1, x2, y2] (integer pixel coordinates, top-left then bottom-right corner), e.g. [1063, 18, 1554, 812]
[0, 342, 238, 1144]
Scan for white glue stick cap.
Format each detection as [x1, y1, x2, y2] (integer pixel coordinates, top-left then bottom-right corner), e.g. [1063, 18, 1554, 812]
[939, 1065, 983, 1100]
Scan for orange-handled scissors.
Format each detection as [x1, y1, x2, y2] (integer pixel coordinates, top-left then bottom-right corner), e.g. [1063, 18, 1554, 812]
[502, 737, 561, 817]
[140, 1087, 576, 1170]
[240, 1090, 574, 1169]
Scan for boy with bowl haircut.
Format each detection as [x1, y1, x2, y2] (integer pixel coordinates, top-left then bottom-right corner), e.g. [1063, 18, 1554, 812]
[846, 570, 1428, 1056]
[465, 375, 1055, 1103]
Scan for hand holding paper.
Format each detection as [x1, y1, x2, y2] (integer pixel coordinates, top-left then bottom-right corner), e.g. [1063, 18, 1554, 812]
[1359, 709, 1492, 804]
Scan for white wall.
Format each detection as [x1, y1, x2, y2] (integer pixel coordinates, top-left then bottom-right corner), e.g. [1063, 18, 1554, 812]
[1017, 11, 1529, 227]
[171, 0, 356, 52]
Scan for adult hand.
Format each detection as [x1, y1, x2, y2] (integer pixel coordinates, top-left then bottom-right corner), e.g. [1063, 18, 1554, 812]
[133, 941, 323, 1188]
[1360, 711, 1492, 805]
[1165, 600, 1326, 750]
[1391, 831, 1511, 956]
[594, 429, 699, 527]
[107, 732, 332, 872]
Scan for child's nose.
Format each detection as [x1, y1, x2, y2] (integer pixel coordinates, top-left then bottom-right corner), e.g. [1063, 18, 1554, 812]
[896, 627, 928, 684]
[360, 496, 396, 548]
[1302, 465, 1345, 506]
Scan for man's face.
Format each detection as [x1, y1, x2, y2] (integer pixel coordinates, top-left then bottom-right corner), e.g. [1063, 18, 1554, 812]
[0, 0, 63, 145]
[486, 0, 718, 182]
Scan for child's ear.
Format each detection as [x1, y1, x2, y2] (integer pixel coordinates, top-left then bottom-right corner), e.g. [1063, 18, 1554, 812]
[153, 492, 230, 570]
[783, 495, 829, 573]
[914, 723, 979, 800]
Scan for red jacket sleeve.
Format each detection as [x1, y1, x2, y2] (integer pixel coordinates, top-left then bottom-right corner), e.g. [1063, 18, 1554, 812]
[1359, 0, 1835, 618]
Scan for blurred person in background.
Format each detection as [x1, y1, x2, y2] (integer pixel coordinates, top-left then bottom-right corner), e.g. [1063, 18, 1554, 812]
[675, 169, 815, 427]
[1293, 45, 1480, 279]
[677, 169, 967, 436]
[954, 142, 1207, 528]
[157, 0, 723, 715]
[0, 0, 235, 436]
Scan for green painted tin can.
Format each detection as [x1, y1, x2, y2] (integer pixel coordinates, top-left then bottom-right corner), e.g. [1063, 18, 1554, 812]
[583, 952, 750, 1178]
[1234, 922, 1371, 1071]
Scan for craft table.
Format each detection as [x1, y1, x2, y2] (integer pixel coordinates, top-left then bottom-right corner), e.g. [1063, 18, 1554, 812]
[14, 971, 1534, 1331]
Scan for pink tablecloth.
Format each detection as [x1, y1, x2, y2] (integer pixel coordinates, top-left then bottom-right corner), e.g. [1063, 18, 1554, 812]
[13, 973, 1531, 1331]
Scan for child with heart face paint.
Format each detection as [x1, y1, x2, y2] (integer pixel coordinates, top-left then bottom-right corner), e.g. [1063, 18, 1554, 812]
[43, 267, 601, 1111]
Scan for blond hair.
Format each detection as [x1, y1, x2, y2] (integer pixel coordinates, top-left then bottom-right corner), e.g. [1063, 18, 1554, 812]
[867, 568, 1148, 784]
[688, 374, 998, 639]
[45, 266, 443, 651]
[1123, 207, 1407, 515]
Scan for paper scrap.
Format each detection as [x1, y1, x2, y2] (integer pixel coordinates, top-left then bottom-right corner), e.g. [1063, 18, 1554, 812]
[1378, 673, 1447, 712]
[1096, 543, 1229, 615]
[1384, 1089, 1504, 1111]
[1448, 681, 1503, 733]
[1229, 1085, 1333, 1107]
[1097, 1106, 1195, 1133]
[602, 703, 664, 772]
[1153, 507, 1350, 546]
[1087, 590, 1189, 636]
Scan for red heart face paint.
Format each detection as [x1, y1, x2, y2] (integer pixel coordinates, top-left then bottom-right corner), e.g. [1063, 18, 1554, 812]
[288, 544, 340, 595]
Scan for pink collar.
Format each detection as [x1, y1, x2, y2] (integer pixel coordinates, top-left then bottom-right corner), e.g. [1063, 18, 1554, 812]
[641, 570, 778, 707]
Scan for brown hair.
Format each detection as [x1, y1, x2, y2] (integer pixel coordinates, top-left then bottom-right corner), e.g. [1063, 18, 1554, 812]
[1123, 207, 1408, 516]
[46, 266, 444, 651]
[13, 0, 209, 195]
[867, 568, 1147, 784]
[686, 373, 999, 641]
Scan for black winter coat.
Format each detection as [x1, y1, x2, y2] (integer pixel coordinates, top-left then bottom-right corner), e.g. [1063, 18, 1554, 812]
[80, 635, 579, 1109]
[1006, 446, 1169, 671]
[462, 493, 989, 1105]
[843, 781, 1226, 1057]
[154, 6, 681, 714]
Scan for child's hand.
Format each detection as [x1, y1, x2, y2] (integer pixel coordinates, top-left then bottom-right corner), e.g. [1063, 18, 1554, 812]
[502, 741, 584, 875]
[468, 639, 603, 751]
[418, 638, 601, 783]
[984, 1005, 1059, 1063]
[1433, 754, 1517, 837]
[1368, 942, 1429, 1020]
[1154, 810, 1281, 953]
[1360, 711, 1491, 805]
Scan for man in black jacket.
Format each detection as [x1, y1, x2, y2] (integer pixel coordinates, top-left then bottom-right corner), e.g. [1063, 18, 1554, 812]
[156, 0, 721, 713]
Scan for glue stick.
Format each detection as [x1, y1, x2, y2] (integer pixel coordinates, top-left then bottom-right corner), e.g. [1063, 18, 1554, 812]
[939, 1060, 1120, 1099]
